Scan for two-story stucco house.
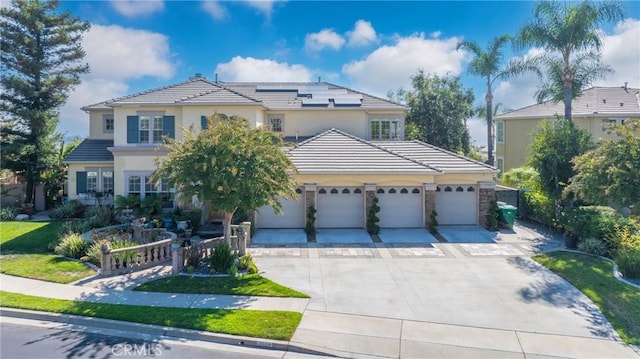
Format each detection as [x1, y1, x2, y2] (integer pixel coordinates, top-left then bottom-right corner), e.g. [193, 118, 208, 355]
[65, 75, 497, 229]
[495, 85, 640, 173]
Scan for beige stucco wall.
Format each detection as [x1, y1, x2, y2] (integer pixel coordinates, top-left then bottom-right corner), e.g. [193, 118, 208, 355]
[498, 116, 640, 172]
[112, 150, 167, 197]
[67, 162, 113, 200]
[278, 110, 404, 139]
[88, 110, 115, 139]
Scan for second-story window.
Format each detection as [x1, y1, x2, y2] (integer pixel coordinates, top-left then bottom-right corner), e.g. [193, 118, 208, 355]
[127, 114, 174, 144]
[103, 115, 114, 133]
[268, 115, 284, 133]
[496, 121, 504, 143]
[370, 117, 400, 141]
[139, 115, 164, 143]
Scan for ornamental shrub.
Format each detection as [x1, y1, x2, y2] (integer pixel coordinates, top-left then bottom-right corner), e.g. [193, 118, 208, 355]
[616, 248, 640, 279]
[428, 209, 438, 234]
[238, 253, 258, 274]
[49, 200, 84, 219]
[54, 233, 89, 259]
[577, 237, 608, 257]
[366, 197, 380, 235]
[0, 206, 17, 221]
[211, 241, 234, 274]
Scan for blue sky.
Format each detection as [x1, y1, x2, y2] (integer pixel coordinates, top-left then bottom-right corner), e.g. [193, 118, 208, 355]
[49, 0, 640, 146]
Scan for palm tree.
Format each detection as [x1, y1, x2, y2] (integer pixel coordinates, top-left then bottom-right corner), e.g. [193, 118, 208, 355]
[516, 0, 624, 122]
[534, 52, 613, 104]
[457, 35, 512, 166]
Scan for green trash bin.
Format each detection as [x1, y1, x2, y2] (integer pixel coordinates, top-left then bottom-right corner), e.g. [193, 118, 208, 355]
[498, 205, 517, 228]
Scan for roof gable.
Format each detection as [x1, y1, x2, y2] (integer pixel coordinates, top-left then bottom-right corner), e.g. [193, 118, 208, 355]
[288, 129, 439, 174]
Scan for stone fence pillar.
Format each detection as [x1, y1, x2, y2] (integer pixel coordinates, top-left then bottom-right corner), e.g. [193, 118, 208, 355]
[478, 181, 496, 229]
[171, 243, 184, 274]
[100, 243, 112, 276]
[239, 222, 251, 256]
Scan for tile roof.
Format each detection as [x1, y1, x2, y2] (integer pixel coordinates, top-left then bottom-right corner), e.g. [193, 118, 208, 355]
[83, 77, 407, 111]
[376, 141, 496, 174]
[288, 129, 440, 174]
[496, 86, 640, 120]
[64, 139, 114, 163]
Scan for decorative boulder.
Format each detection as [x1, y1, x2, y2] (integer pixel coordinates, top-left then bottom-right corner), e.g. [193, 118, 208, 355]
[15, 214, 30, 221]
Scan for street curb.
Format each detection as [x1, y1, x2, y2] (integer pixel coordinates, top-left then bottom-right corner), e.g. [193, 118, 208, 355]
[0, 308, 333, 357]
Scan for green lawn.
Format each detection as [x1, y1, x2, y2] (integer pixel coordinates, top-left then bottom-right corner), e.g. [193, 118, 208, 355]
[134, 274, 309, 298]
[0, 221, 96, 283]
[0, 221, 62, 253]
[0, 291, 301, 340]
[534, 251, 640, 345]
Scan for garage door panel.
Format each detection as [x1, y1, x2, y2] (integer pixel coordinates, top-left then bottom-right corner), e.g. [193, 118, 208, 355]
[436, 185, 477, 225]
[257, 189, 304, 228]
[377, 187, 423, 228]
[317, 187, 364, 228]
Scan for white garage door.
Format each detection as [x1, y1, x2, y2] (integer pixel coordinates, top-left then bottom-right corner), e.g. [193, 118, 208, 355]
[256, 188, 304, 228]
[377, 187, 423, 228]
[317, 187, 364, 228]
[435, 185, 477, 225]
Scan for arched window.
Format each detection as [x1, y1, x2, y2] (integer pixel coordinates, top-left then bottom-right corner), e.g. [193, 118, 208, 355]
[389, 188, 397, 194]
[412, 188, 420, 194]
[330, 188, 338, 194]
[456, 186, 464, 192]
[319, 188, 327, 194]
[400, 188, 409, 194]
[295, 188, 302, 194]
[342, 188, 350, 194]
[377, 188, 385, 194]
[444, 186, 453, 192]
[354, 188, 362, 194]
[436, 187, 441, 192]
[467, 187, 475, 192]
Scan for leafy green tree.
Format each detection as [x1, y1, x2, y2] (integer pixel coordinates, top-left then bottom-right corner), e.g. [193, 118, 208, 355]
[40, 134, 81, 207]
[565, 120, 640, 214]
[515, 0, 624, 122]
[527, 118, 594, 199]
[405, 71, 473, 155]
[1, 0, 89, 205]
[154, 115, 298, 244]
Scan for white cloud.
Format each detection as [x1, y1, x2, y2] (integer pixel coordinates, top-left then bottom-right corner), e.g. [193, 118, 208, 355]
[305, 29, 346, 52]
[598, 18, 640, 88]
[82, 24, 175, 80]
[347, 20, 377, 47]
[243, 0, 279, 17]
[215, 56, 312, 82]
[110, 0, 164, 17]
[342, 33, 466, 97]
[467, 118, 488, 148]
[57, 24, 176, 137]
[201, 1, 228, 21]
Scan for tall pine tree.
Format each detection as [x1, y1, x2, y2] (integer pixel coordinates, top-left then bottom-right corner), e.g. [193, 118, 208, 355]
[1, 0, 89, 204]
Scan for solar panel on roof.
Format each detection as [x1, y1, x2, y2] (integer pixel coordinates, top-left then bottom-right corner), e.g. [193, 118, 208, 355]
[302, 97, 330, 106]
[333, 94, 363, 106]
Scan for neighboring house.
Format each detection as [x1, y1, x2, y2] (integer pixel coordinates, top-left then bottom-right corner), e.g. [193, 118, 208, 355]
[65, 74, 497, 229]
[495, 85, 640, 173]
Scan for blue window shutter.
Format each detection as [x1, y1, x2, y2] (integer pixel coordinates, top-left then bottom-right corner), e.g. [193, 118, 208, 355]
[76, 172, 87, 194]
[163, 116, 175, 139]
[201, 115, 208, 130]
[127, 116, 139, 143]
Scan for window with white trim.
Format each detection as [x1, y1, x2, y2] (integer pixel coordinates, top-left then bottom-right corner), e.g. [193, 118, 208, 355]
[602, 118, 625, 131]
[103, 114, 114, 133]
[268, 115, 284, 133]
[496, 121, 504, 143]
[78, 168, 114, 198]
[126, 173, 174, 209]
[496, 157, 504, 177]
[369, 117, 401, 141]
[139, 115, 164, 143]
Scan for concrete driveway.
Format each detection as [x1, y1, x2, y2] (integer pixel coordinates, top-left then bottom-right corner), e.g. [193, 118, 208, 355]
[250, 224, 638, 358]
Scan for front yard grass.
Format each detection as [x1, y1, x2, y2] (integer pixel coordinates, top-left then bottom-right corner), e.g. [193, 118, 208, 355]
[0, 291, 301, 340]
[0, 221, 96, 283]
[533, 251, 640, 345]
[134, 274, 309, 298]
